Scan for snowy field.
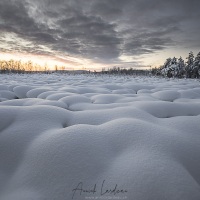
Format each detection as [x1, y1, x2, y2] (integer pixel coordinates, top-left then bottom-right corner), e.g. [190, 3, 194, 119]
[1, 74, 200, 200]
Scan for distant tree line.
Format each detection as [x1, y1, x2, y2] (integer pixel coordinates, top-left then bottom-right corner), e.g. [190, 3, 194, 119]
[152, 51, 200, 78]
[1, 51, 200, 78]
[0, 59, 68, 74]
[100, 66, 149, 75]
[0, 59, 45, 73]
[0, 59, 150, 75]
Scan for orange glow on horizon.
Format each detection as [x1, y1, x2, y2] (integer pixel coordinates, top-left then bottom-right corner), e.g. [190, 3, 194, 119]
[0, 52, 83, 70]
[0, 52, 129, 71]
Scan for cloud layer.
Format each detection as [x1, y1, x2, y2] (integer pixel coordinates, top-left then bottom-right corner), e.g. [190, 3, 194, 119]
[0, 0, 200, 65]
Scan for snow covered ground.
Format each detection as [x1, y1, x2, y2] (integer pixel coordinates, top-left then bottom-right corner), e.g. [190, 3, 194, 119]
[0, 74, 200, 200]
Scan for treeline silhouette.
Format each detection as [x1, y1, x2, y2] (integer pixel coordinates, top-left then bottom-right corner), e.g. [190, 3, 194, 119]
[0, 59, 66, 73]
[100, 66, 149, 75]
[0, 59, 150, 75]
[1, 51, 199, 78]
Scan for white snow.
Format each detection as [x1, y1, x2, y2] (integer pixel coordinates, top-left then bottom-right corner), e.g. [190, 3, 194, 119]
[0, 74, 200, 200]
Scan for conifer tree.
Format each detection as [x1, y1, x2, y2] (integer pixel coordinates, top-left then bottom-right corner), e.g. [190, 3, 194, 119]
[185, 51, 194, 78]
[192, 52, 200, 78]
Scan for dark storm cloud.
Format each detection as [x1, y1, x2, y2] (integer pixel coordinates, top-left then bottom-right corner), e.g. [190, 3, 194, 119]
[56, 13, 121, 60]
[0, 0, 200, 63]
[0, 0, 56, 52]
[0, 0, 36, 30]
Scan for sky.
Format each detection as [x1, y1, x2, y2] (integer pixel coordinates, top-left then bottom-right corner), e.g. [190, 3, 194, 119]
[0, 0, 200, 70]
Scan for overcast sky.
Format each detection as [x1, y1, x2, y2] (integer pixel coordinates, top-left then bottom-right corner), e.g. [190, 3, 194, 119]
[0, 0, 200, 70]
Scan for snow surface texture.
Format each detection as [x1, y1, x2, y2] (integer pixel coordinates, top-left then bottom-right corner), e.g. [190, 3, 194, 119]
[0, 74, 200, 200]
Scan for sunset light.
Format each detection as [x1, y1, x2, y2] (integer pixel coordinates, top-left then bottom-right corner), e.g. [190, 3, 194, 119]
[0, 0, 199, 71]
[1, 1, 200, 200]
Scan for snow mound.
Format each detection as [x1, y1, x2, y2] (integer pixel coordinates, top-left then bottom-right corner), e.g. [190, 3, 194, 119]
[1, 107, 200, 200]
[179, 89, 200, 99]
[0, 74, 200, 200]
[0, 90, 17, 100]
[13, 86, 35, 98]
[152, 90, 180, 101]
[59, 95, 91, 106]
[91, 94, 124, 104]
[37, 91, 60, 99]
[136, 101, 200, 118]
[26, 88, 51, 98]
[0, 98, 67, 109]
